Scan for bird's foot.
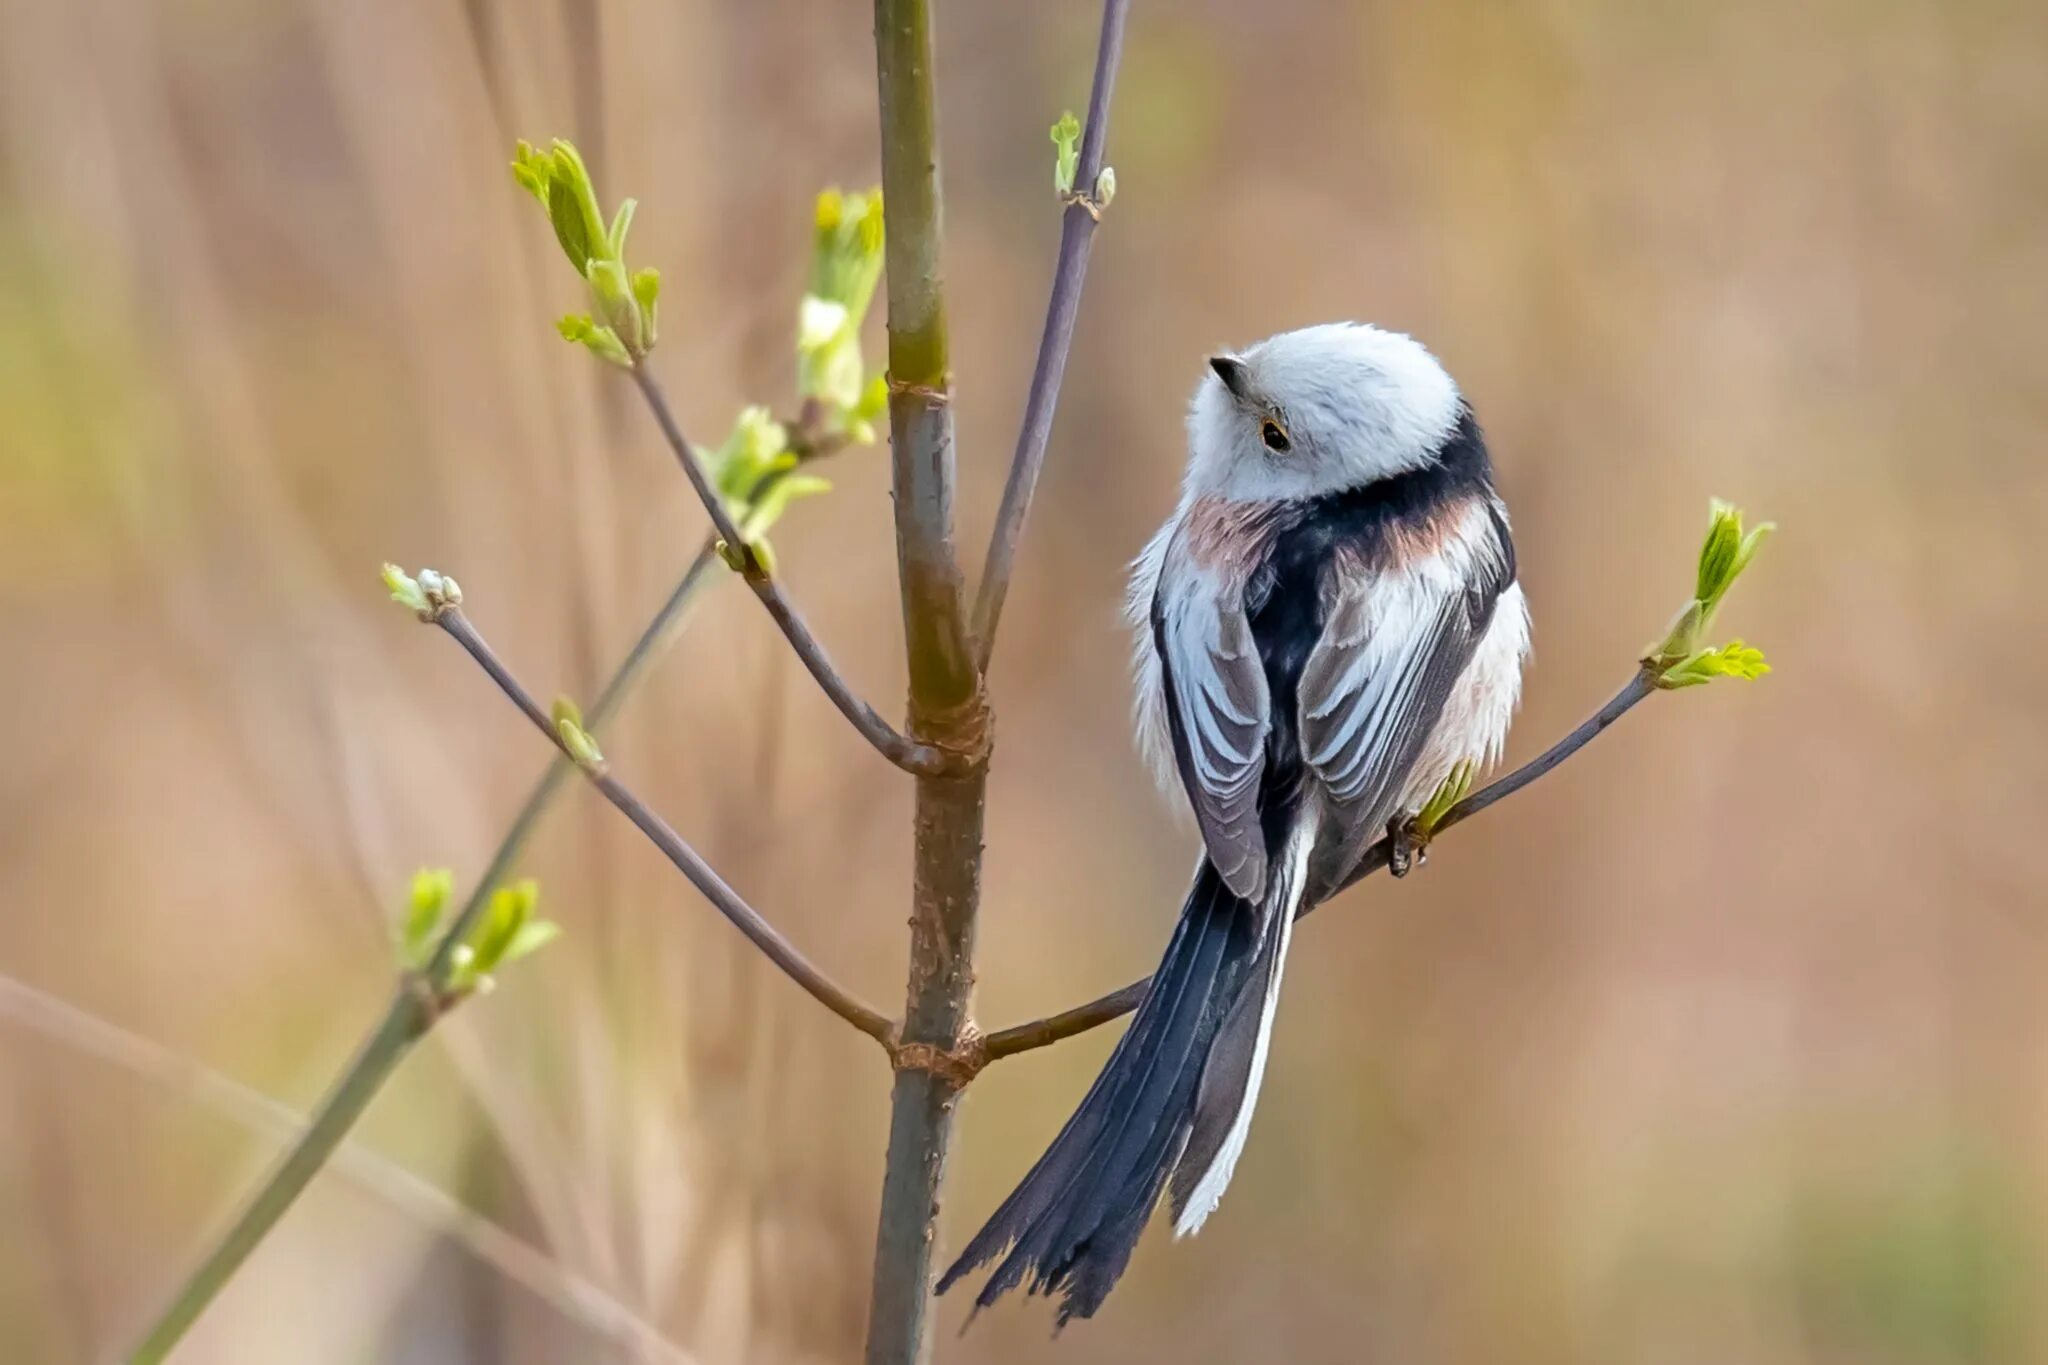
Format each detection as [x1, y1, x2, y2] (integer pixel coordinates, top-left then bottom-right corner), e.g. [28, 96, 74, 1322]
[1386, 814, 1430, 879]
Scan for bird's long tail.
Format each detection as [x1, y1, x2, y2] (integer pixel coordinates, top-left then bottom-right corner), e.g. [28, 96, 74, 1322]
[937, 833, 1310, 1325]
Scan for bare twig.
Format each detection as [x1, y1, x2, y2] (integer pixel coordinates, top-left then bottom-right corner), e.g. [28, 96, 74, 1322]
[980, 668, 1659, 1060]
[435, 607, 897, 1046]
[0, 974, 695, 1365]
[971, 0, 1131, 670]
[627, 365, 961, 778]
[126, 543, 728, 1363]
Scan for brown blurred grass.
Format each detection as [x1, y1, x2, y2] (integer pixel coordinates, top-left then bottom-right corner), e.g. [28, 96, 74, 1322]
[3, 0, 2047, 1361]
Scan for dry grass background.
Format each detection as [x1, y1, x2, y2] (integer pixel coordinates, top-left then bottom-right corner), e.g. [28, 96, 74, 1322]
[2, 0, 2047, 1361]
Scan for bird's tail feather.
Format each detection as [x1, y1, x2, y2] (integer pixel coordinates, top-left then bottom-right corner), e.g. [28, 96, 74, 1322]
[938, 838, 1308, 1324]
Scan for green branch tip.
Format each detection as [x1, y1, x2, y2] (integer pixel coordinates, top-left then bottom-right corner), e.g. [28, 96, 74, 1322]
[1051, 111, 1082, 196]
[513, 136, 657, 361]
[799, 187, 885, 438]
[449, 877, 558, 995]
[396, 867, 455, 969]
[1646, 498, 1776, 687]
[1656, 639, 1771, 690]
[381, 564, 461, 621]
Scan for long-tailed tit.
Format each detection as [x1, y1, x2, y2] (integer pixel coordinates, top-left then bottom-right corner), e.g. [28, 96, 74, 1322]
[939, 322, 1532, 1323]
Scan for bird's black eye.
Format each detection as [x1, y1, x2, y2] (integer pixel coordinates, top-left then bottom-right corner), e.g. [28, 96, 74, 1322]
[1260, 420, 1290, 452]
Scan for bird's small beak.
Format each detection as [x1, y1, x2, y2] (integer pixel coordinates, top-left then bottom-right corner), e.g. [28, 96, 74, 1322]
[1208, 354, 1251, 401]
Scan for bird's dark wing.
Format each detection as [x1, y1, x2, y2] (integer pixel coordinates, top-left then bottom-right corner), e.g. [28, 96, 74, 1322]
[1152, 564, 1272, 902]
[1298, 509, 1514, 880]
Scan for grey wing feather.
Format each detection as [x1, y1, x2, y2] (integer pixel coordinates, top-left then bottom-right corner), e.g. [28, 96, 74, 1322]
[1299, 530, 1512, 882]
[1153, 580, 1271, 901]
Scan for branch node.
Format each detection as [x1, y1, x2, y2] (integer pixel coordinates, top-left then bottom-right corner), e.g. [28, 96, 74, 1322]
[884, 374, 951, 404]
[890, 1026, 987, 1089]
[1058, 187, 1107, 222]
[400, 970, 453, 1031]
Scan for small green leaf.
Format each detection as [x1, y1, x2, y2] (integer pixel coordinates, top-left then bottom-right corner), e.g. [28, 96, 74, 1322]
[1051, 111, 1082, 196]
[381, 563, 429, 616]
[501, 919, 562, 965]
[1415, 760, 1477, 836]
[606, 197, 638, 260]
[510, 140, 551, 206]
[742, 473, 832, 541]
[1697, 498, 1741, 604]
[399, 867, 455, 967]
[1658, 639, 1771, 689]
[556, 313, 631, 367]
[631, 268, 661, 348]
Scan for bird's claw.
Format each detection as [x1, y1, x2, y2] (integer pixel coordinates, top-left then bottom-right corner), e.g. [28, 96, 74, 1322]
[1387, 814, 1429, 879]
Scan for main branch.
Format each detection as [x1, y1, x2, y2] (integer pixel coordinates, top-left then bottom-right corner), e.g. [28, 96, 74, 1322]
[865, 3, 991, 1362]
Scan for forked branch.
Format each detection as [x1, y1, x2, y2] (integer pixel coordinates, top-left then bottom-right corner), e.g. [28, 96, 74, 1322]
[435, 605, 897, 1046]
[629, 365, 962, 777]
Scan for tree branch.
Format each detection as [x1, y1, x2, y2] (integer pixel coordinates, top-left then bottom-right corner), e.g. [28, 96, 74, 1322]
[125, 541, 729, 1363]
[866, 3, 991, 1361]
[627, 364, 961, 778]
[434, 606, 898, 1047]
[970, 0, 1131, 670]
[980, 667, 1659, 1061]
[1, 974, 694, 1365]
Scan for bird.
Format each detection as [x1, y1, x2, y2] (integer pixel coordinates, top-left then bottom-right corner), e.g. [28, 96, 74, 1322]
[936, 321, 1532, 1325]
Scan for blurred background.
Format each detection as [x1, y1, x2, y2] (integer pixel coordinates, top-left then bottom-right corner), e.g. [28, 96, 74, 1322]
[3, 0, 2047, 1361]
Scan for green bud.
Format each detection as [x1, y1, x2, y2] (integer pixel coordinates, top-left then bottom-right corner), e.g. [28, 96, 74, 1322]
[709, 406, 791, 505]
[556, 314, 632, 367]
[586, 258, 644, 356]
[1697, 499, 1741, 604]
[557, 712, 602, 773]
[1093, 165, 1117, 210]
[631, 268, 661, 349]
[398, 867, 455, 967]
[1051, 111, 1082, 196]
[808, 187, 884, 321]
[1647, 498, 1775, 672]
[415, 567, 461, 611]
[382, 563, 430, 617]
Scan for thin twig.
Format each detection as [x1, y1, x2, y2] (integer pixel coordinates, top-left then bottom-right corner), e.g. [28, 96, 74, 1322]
[627, 365, 959, 778]
[435, 607, 898, 1046]
[0, 974, 694, 1365]
[970, 0, 1131, 671]
[980, 668, 1659, 1060]
[125, 544, 730, 1363]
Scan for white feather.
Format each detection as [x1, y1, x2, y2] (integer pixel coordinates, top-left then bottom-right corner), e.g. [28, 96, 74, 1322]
[1172, 820, 1314, 1238]
[1185, 322, 1463, 504]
